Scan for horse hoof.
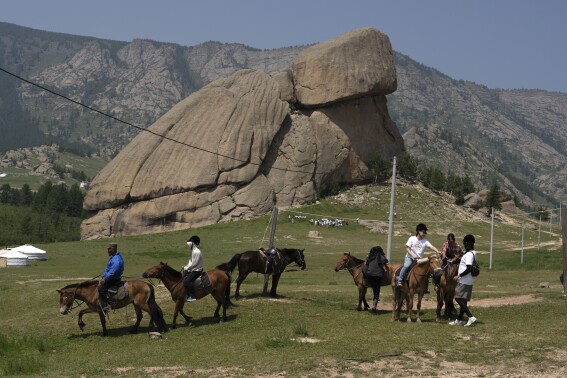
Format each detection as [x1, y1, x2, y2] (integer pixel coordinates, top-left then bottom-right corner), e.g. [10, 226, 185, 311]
[406, 318, 412, 323]
[416, 318, 422, 324]
[356, 307, 362, 311]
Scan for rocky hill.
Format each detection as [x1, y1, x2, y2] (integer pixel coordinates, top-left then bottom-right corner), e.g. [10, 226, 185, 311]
[1, 21, 566, 207]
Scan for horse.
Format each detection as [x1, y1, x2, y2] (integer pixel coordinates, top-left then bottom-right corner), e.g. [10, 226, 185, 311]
[142, 262, 232, 327]
[57, 279, 168, 336]
[334, 252, 401, 311]
[392, 255, 442, 323]
[435, 258, 460, 321]
[217, 248, 306, 298]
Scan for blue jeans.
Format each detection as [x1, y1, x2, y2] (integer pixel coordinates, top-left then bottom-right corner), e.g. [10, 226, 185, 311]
[397, 255, 415, 285]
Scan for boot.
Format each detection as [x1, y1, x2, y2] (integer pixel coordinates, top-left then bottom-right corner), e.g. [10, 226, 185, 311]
[372, 299, 379, 311]
[99, 295, 111, 316]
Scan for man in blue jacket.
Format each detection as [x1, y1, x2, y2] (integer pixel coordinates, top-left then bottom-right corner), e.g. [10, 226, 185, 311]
[98, 243, 124, 314]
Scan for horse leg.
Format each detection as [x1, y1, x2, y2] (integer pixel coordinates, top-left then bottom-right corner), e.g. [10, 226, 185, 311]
[406, 290, 414, 323]
[416, 293, 424, 323]
[436, 288, 443, 322]
[130, 305, 143, 334]
[177, 302, 192, 326]
[77, 308, 91, 331]
[356, 285, 365, 311]
[235, 271, 249, 299]
[270, 274, 281, 297]
[97, 310, 108, 336]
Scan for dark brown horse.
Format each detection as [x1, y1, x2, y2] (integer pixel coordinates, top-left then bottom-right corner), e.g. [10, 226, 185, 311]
[334, 252, 401, 311]
[57, 279, 168, 336]
[392, 255, 442, 323]
[435, 259, 459, 321]
[142, 262, 232, 327]
[217, 248, 306, 298]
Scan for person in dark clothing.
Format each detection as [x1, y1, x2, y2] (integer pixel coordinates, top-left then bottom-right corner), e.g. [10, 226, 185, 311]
[98, 243, 124, 314]
[364, 246, 389, 311]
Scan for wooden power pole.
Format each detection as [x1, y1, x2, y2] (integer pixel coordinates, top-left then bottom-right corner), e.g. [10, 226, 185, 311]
[562, 208, 567, 296]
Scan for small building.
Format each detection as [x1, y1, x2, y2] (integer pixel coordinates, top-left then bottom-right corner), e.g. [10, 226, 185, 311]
[13, 244, 47, 261]
[0, 249, 30, 267]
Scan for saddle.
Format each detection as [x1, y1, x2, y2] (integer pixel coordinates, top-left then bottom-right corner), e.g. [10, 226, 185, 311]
[102, 281, 129, 305]
[187, 271, 212, 291]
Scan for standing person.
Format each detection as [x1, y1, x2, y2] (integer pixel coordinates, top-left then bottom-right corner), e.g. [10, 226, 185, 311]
[364, 246, 389, 310]
[434, 233, 463, 290]
[449, 234, 478, 326]
[397, 223, 440, 288]
[183, 235, 203, 302]
[98, 243, 124, 313]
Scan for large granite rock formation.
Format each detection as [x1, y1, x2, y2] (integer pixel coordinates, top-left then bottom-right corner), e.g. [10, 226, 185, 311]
[81, 28, 405, 239]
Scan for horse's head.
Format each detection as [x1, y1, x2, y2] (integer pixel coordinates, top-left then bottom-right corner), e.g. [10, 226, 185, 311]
[142, 262, 167, 279]
[334, 252, 351, 272]
[428, 255, 442, 275]
[57, 288, 75, 315]
[294, 249, 306, 270]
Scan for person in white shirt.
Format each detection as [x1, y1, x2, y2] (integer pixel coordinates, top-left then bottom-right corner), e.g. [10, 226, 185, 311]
[397, 223, 440, 287]
[182, 235, 203, 302]
[449, 234, 478, 326]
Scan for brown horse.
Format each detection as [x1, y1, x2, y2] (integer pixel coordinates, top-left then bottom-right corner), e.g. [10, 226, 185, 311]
[142, 262, 232, 327]
[57, 279, 168, 336]
[217, 248, 306, 298]
[392, 255, 442, 323]
[334, 252, 401, 311]
[435, 259, 459, 321]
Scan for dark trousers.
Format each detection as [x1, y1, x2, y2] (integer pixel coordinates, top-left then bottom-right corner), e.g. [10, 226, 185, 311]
[97, 278, 121, 296]
[366, 276, 382, 301]
[183, 270, 202, 295]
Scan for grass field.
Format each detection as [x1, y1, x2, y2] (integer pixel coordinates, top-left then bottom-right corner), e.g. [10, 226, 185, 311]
[1, 183, 566, 377]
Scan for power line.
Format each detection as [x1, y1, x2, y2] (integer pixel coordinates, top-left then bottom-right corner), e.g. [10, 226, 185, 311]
[0, 66, 317, 175]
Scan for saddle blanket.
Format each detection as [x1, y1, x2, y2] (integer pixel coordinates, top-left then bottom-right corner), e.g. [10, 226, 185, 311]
[190, 272, 212, 290]
[105, 281, 129, 303]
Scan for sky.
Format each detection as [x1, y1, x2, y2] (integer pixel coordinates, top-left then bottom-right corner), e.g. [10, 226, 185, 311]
[1, 0, 567, 93]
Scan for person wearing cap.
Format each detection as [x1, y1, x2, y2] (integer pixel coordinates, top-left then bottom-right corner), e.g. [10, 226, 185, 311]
[182, 235, 203, 302]
[98, 243, 124, 313]
[449, 234, 478, 326]
[397, 223, 440, 287]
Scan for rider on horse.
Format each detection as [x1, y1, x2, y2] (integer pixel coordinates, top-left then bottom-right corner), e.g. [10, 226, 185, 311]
[98, 243, 124, 314]
[183, 235, 203, 302]
[397, 223, 440, 291]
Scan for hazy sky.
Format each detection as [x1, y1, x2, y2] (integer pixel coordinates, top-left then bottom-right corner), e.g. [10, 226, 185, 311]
[2, 0, 566, 93]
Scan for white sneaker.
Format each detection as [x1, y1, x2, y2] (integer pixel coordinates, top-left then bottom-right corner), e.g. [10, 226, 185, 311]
[449, 319, 464, 326]
[464, 316, 477, 327]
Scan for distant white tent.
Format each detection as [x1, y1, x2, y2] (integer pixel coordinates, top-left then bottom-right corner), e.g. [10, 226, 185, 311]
[0, 249, 30, 267]
[13, 244, 47, 261]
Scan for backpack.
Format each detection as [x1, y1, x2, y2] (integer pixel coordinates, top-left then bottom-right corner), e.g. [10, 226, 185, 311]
[471, 254, 480, 277]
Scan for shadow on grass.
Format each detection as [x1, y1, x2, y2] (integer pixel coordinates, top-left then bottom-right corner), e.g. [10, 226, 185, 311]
[235, 292, 292, 300]
[66, 324, 161, 339]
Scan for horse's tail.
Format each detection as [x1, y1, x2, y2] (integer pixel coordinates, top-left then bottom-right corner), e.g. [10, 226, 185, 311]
[223, 271, 238, 308]
[216, 253, 241, 274]
[147, 284, 168, 333]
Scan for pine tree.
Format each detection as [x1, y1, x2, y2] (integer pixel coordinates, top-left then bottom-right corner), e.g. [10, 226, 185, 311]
[484, 182, 502, 216]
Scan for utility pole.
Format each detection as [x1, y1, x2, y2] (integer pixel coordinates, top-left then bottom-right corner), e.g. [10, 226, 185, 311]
[386, 156, 397, 261]
[269, 207, 279, 248]
[562, 208, 567, 296]
[489, 207, 494, 270]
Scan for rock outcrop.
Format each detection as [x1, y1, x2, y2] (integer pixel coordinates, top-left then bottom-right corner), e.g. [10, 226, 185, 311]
[81, 28, 405, 239]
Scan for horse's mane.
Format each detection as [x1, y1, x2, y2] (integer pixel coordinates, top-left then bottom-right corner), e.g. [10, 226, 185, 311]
[162, 263, 182, 278]
[349, 255, 365, 265]
[60, 280, 98, 290]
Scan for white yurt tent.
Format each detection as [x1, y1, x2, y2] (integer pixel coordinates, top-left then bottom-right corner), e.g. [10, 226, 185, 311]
[0, 249, 30, 267]
[13, 244, 47, 261]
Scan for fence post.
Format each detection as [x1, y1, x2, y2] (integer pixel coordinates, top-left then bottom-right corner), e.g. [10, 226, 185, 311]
[520, 222, 524, 265]
[489, 207, 494, 270]
[561, 211, 567, 296]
